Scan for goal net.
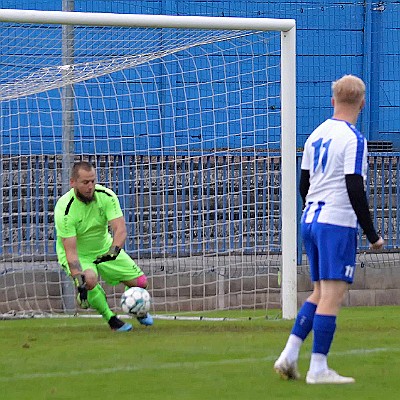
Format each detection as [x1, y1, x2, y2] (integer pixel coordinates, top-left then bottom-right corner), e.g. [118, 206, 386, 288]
[0, 10, 297, 319]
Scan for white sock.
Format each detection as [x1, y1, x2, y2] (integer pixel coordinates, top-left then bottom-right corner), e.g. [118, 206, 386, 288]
[280, 334, 303, 363]
[309, 353, 328, 374]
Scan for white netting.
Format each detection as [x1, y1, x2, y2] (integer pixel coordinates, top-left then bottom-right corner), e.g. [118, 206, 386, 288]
[0, 13, 294, 317]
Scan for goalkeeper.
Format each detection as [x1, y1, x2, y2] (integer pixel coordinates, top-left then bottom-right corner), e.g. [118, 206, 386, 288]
[54, 161, 153, 331]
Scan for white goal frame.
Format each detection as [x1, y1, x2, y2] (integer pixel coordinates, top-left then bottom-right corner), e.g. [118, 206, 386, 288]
[0, 9, 297, 319]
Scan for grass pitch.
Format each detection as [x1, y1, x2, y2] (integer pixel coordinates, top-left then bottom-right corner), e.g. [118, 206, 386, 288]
[1, 306, 400, 400]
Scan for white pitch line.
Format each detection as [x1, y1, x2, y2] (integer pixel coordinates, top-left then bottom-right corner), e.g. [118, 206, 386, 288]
[1, 347, 399, 382]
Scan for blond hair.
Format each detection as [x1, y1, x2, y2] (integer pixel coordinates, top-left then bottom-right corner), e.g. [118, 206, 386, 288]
[332, 75, 365, 105]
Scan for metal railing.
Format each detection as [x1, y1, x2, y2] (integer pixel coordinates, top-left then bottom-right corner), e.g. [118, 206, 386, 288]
[0, 152, 398, 260]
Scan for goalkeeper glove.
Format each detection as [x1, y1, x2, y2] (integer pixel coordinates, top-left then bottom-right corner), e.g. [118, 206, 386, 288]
[93, 245, 121, 265]
[73, 274, 89, 309]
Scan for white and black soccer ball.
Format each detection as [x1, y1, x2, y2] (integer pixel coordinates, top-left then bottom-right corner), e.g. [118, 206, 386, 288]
[120, 287, 151, 317]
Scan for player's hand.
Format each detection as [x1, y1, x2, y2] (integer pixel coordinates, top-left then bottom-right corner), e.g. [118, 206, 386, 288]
[370, 236, 384, 250]
[73, 273, 89, 309]
[93, 245, 121, 264]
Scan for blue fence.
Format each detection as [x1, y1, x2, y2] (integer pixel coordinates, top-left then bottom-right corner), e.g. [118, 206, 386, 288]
[2, 1, 400, 149]
[0, 152, 398, 260]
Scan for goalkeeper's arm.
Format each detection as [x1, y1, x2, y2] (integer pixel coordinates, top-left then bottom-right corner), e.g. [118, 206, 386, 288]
[61, 236, 97, 289]
[108, 216, 127, 249]
[93, 217, 127, 264]
[61, 236, 90, 307]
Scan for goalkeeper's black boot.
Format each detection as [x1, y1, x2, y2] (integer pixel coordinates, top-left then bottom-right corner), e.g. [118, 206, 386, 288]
[108, 315, 133, 332]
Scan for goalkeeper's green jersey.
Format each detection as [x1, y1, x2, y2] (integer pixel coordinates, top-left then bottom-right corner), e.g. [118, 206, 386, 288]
[54, 184, 123, 266]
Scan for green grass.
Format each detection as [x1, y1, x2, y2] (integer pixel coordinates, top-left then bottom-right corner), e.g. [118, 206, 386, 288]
[1, 306, 400, 400]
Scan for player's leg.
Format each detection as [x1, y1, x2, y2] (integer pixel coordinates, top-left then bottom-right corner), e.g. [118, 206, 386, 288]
[306, 279, 352, 383]
[68, 263, 132, 332]
[86, 283, 132, 331]
[98, 250, 153, 326]
[123, 273, 153, 326]
[274, 221, 319, 380]
[306, 224, 357, 384]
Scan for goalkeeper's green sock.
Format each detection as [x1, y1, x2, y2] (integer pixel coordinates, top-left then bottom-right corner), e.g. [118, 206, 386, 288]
[87, 284, 115, 321]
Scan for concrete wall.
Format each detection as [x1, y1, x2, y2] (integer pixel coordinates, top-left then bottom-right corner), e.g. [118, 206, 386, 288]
[297, 260, 400, 307]
[1, 255, 400, 315]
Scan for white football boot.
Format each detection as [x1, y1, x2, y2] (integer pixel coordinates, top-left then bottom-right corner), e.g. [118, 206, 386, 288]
[274, 356, 300, 380]
[306, 369, 355, 384]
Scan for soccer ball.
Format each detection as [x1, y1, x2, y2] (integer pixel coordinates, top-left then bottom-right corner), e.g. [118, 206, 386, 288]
[120, 287, 151, 317]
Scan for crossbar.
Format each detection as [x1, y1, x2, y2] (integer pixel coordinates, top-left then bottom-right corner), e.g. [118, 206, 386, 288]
[0, 9, 295, 32]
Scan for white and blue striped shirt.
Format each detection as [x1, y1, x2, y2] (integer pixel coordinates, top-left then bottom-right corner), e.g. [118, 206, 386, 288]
[301, 118, 367, 228]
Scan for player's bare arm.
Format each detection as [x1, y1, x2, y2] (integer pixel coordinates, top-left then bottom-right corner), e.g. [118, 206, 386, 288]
[109, 216, 127, 248]
[61, 235, 96, 281]
[61, 236, 81, 275]
[93, 216, 127, 264]
[61, 235, 91, 307]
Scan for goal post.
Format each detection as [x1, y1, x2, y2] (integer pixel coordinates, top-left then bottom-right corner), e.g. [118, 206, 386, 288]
[0, 9, 295, 31]
[280, 28, 297, 320]
[0, 9, 297, 319]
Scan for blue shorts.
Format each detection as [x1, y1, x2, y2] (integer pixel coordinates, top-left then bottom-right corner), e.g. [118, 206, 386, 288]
[301, 221, 358, 283]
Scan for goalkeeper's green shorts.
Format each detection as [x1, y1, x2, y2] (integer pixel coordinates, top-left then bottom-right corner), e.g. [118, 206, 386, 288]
[61, 249, 144, 286]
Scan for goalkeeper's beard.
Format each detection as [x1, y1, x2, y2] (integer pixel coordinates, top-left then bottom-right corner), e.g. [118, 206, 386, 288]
[76, 189, 94, 204]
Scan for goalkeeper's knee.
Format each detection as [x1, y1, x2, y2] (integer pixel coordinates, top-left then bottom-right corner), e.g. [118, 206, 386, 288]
[136, 274, 148, 289]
